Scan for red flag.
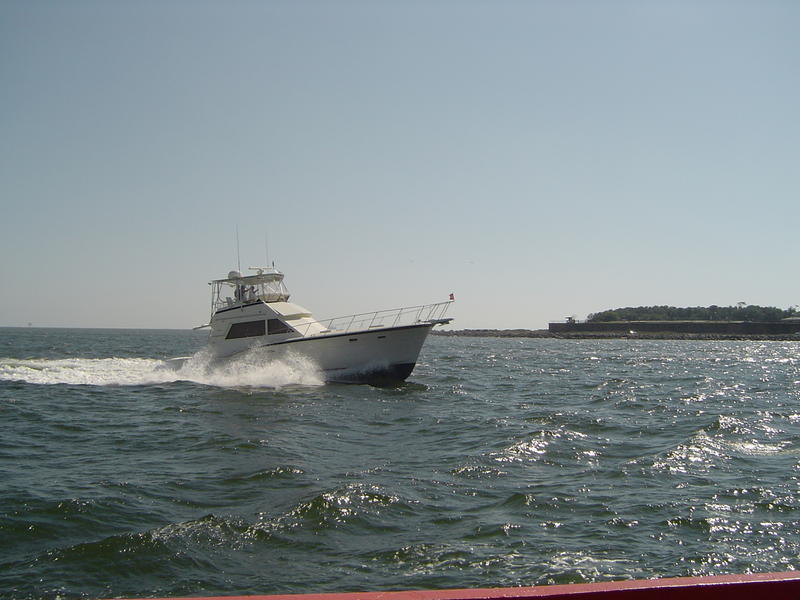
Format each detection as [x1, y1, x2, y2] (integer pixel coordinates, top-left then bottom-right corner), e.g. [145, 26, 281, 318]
[449, 293, 455, 301]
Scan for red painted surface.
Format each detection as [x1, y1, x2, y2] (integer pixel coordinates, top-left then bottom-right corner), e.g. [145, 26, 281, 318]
[124, 571, 800, 600]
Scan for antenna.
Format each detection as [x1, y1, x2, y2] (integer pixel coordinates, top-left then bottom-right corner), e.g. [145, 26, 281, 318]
[235, 225, 241, 273]
[264, 232, 270, 267]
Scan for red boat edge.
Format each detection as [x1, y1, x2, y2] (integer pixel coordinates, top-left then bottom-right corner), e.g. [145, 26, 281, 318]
[118, 570, 800, 600]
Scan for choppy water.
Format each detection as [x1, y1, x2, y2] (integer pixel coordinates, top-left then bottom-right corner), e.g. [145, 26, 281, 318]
[1, 328, 799, 599]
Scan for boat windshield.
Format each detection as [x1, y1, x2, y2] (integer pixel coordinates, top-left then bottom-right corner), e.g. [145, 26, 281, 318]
[210, 268, 290, 312]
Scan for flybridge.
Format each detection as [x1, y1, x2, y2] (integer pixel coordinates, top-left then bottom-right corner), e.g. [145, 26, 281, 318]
[210, 266, 290, 312]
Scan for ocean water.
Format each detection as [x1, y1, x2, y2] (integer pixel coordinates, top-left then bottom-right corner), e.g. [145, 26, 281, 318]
[1, 328, 799, 599]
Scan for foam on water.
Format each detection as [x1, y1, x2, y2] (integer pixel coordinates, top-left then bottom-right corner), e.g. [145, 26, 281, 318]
[0, 357, 174, 386]
[174, 347, 324, 388]
[0, 348, 324, 388]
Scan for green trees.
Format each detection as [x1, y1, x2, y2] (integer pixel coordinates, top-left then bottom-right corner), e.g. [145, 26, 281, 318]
[587, 305, 797, 322]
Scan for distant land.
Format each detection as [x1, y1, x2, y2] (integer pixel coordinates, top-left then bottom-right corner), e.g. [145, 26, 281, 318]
[586, 304, 797, 323]
[434, 329, 800, 340]
[434, 329, 554, 338]
[434, 305, 800, 340]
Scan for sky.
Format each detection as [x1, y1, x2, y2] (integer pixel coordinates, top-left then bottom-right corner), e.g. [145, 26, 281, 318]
[1, 0, 798, 330]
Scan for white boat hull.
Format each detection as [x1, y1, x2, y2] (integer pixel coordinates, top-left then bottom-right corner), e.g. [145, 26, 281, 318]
[215, 323, 434, 383]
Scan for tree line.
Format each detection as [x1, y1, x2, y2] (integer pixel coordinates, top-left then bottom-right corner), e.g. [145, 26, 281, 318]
[587, 305, 798, 323]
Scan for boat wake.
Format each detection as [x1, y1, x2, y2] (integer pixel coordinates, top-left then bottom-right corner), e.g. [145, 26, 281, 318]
[0, 348, 324, 388]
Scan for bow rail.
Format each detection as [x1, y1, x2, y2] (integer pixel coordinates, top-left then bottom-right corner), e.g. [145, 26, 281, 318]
[294, 300, 453, 337]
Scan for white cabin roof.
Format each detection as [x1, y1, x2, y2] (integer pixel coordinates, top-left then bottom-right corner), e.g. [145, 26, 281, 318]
[268, 302, 313, 319]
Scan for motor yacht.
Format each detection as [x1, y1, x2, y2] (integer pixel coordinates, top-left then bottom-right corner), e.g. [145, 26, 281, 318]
[195, 266, 453, 383]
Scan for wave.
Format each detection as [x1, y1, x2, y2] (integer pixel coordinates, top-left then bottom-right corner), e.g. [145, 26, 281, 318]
[253, 483, 415, 538]
[0, 348, 324, 389]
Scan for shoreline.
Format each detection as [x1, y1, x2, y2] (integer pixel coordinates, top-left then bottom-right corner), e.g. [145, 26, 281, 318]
[433, 329, 800, 341]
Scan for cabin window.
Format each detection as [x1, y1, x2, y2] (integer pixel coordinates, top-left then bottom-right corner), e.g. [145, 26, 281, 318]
[226, 320, 266, 339]
[267, 318, 294, 335]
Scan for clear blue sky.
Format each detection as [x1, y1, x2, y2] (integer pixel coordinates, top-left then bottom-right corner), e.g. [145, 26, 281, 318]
[1, 0, 798, 329]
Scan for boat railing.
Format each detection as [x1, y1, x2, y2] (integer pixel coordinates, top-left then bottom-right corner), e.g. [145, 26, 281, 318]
[294, 300, 453, 337]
